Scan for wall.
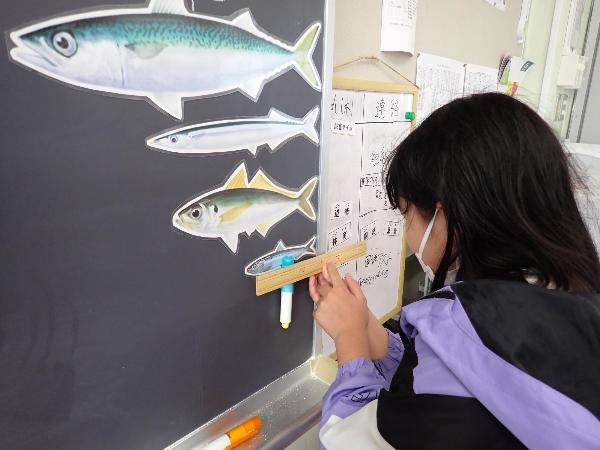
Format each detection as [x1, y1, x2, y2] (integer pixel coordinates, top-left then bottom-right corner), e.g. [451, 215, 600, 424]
[333, 0, 523, 82]
[579, 32, 600, 143]
[537, 0, 576, 134]
[332, 0, 564, 118]
[576, 0, 600, 144]
[536, 0, 596, 138]
[519, 0, 557, 108]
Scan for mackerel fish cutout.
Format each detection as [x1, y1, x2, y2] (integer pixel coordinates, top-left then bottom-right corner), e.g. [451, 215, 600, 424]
[245, 236, 316, 276]
[7, 0, 322, 120]
[146, 107, 320, 155]
[173, 163, 318, 253]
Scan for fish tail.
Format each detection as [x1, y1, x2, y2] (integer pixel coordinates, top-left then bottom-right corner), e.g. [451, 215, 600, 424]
[301, 106, 320, 145]
[303, 235, 317, 255]
[295, 177, 318, 221]
[292, 23, 322, 91]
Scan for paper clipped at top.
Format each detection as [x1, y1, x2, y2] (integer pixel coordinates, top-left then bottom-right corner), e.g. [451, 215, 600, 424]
[380, 0, 418, 54]
[464, 63, 500, 96]
[415, 53, 465, 119]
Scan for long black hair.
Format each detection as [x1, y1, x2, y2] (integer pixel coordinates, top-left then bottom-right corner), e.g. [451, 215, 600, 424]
[385, 93, 600, 293]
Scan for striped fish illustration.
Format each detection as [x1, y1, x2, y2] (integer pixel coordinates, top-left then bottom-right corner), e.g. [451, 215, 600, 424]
[7, 0, 322, 120]
[146, 107, 320, 155]
[244, 236, 317, 276]
[173, 163, 318, 253]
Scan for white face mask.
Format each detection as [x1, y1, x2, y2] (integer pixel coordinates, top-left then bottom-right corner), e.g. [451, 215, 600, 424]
[414, 209, 459, 287]
[414, 209, 438, 282]
[444, 262, 459, 285]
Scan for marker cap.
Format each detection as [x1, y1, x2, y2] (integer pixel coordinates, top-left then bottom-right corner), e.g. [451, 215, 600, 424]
[405, 111, 416, 121]
[280, 291, 293, 328]
[226, 416, 262, 449]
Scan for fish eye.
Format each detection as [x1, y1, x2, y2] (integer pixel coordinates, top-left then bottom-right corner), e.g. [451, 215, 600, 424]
[52, 31, 77, 57]
[213, 205, 218, 213]
[169, 135, 178, 144]
[191, 209, 201, 219]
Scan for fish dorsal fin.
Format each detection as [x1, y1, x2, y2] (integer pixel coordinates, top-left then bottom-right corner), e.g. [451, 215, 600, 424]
[267, 108, 291, 122]
[248, 170, 275, 191]
[256, 223, 271, 237]
[249, 170, 295, 197]
[231, 9, 262, 34]
[274, 240, 286, 251]
[224, 163, 249, 190]
[148, 0, 188, 15]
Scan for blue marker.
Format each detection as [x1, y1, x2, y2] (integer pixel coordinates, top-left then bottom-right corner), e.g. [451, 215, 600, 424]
[280, 256, 295, 329]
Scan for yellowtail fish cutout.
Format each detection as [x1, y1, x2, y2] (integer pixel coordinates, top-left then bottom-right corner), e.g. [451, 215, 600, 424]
[173, 162, 318, 253]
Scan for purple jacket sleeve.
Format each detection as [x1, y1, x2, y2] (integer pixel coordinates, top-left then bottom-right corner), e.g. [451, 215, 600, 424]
[320, 329, 404, 427]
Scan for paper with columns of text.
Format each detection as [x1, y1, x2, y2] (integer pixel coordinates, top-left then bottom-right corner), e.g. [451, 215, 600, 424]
[464, 64, 499, 96]
[416, 53, 465, 119]
[322, 89, 408, 355]
[380, 0, 418, 53]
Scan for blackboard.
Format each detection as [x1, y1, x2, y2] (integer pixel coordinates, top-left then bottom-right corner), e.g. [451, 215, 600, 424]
[0, 0, 324, 449]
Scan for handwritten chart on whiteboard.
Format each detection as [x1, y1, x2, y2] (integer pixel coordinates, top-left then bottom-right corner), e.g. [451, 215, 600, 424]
[322, 89, 411, 355]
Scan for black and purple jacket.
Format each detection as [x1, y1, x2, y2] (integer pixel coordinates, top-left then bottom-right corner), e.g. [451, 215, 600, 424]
[319, 280, 600, 449]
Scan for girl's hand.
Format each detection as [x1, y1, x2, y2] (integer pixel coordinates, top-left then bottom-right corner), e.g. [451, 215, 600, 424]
[309, 264, 390, 361]
[309, 263, 371, 364]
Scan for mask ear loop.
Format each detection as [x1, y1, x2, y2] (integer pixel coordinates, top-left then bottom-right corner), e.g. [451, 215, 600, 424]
[417, 208, 439, 257]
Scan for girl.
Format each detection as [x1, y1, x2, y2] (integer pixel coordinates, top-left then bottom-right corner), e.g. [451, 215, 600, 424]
[309, 93, 600, 449]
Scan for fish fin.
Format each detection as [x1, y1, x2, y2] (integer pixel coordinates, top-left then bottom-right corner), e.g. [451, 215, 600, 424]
[301, 106, 320, 145]
[248, 170, 295, 197]
[274, 240, 286, 252]
[263, 108, 316, 151]
[224, 163, 249, 190]
[125, 42, 166, 59]
[148, 0, 188, 15]
[292, 22, 322, 91]
[239, 77, 265, 102]
[230, 9, 262, 34]
[267, 108, 291, 121]
[296, 177, 318, 221]
[220, 203, 252, 223]
[256, 223, 271, 237]
[264, 135, 290, 152]
[148, 93, 184, 120]
[220, 233, 240, 253]
[304, 235, 317, 255]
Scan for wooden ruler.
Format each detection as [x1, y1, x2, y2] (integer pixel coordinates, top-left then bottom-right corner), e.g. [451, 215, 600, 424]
[255, 241, 367, 296]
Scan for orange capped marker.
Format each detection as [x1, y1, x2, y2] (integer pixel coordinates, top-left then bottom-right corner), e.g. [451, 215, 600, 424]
[200, 416, 262, 450]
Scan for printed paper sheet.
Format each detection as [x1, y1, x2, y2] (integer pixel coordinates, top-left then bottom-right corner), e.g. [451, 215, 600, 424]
[321, 89, 410, 355]
[415, 53, 465, 119]
[464, 64, 499, 96]
[380, 0, 418, 54]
